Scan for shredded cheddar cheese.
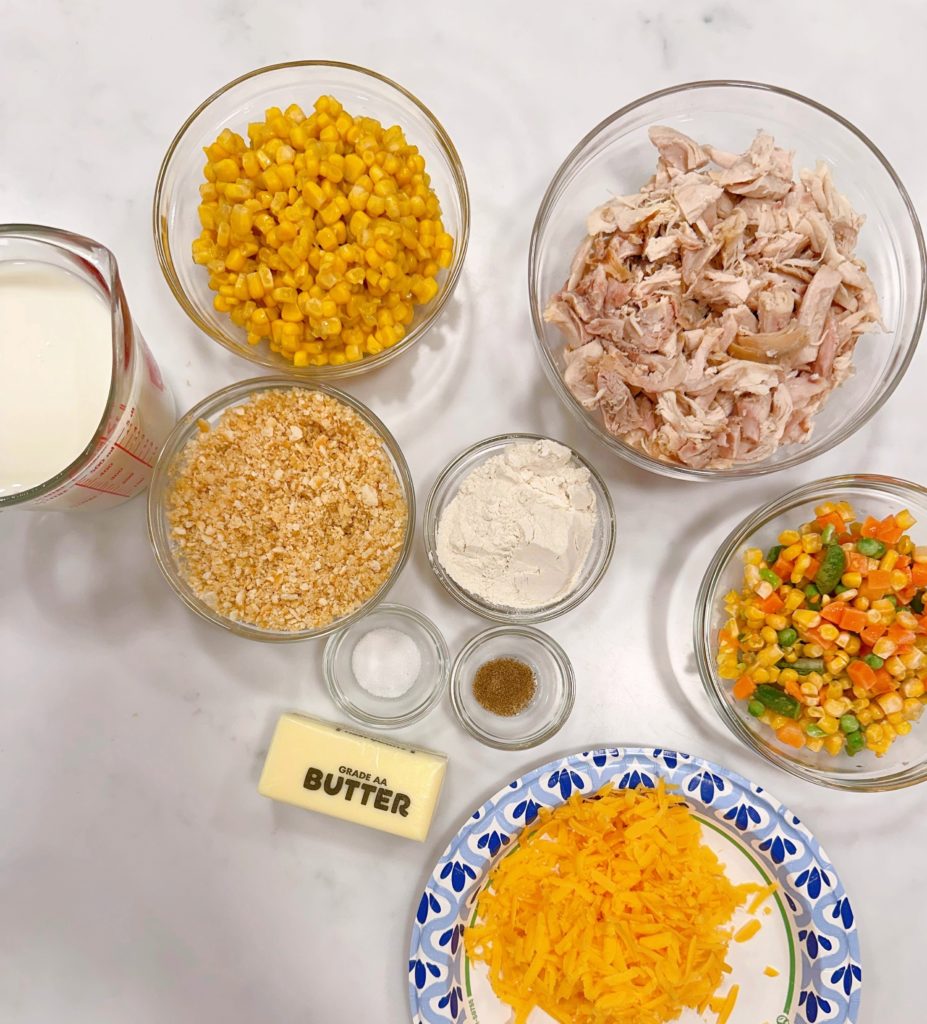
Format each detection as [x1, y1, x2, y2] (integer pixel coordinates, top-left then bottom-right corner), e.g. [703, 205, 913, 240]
[465, 781, 763, 1024]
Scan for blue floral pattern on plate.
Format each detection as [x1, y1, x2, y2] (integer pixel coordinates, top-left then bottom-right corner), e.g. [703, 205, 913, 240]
[408, 748, 861, 1024]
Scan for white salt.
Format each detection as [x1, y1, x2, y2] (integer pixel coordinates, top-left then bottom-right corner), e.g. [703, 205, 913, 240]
[351, 626, 421, 699]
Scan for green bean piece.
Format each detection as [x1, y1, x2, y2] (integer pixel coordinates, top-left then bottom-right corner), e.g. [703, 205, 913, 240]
[804, 722, 827, 738]
[760, 568, 782, 588]
[821, 523, 837, 545]
[814, 544, 847, 594]
[778, 627, 799, 647]
[864, 654, 884, 670]
[840, 714, 861, 734]
[747, 699, 765, 718]
[912, 592, 925, 614]
[753, 684, 801, 718]
[766, 545, 783, 566]
[845, 730, 865, 756]
[792, 657, 825, 675]
[856, 537, 886, 558]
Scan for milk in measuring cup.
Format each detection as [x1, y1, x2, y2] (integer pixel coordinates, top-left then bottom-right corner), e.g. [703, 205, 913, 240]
[0, 261, 112, 496]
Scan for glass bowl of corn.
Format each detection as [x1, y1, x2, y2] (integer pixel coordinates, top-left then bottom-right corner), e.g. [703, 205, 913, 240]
[695, 475, 927, 790]
[154, 61, 469, 377]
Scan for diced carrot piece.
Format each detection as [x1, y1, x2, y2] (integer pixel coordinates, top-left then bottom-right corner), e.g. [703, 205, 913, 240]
[776, 722, 805, 748]
[784, 679, 804, 702]
[840, 607, 869, 633]
[861, 516, 880, 538]
[888, 623, 916, 646]
[867, 569, 893, 590]
[847, 551, 869, 573]
[847, 660, 876, 690]
[815, 511, 845, 536]
[870, 670, 895, 696]
[772, 557, 794, 580]
[897, 555, 912, 570]
[860, 622, 887, 646]
[759, 592, 784, 614]
[804, 557, 821, 580]
[898, 585, 919, 606]
[912, 564, 927, 587]
[821, 602, 848, 624]
[875, 516, 904, 544]
[733, 676, 756, 700]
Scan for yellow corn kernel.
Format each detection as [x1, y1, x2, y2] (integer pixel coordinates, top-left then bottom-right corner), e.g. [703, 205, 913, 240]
[903, 697, 924, 719]
[857, 708, 874, 726]
[902, 678, 926, 699]
[818, 624, 840, 642]
[898, 536, 914, 556]
[819, 712, 839, 737]
[852, 596, 870, 611]
[745, 548, 763, 565]
[784, 590, 805, 613]
[805, 738, 825, 753]
[872, 637, 898, 660]
[870, 704, 885, 721]
[770, 714, 790, 731]
[751, 667, 771, 684]
[824, 734, 845, 756]
[841, 572, 863, 589]
[826, 653, 850, 675]
[778, 668, 799, 687]
[792, 609, 821, 630]
[760, 626, 778, 645]
[823, 698, 851, 718]
[895, 721, 913, 736]
[765, 614, 789, 631]
[877, 692, 904, 716]
[800, 680, 820, 698]
[896, 509, 916, 529]
[880, 549, 899, 572]
[756, 644, 784, 667]
[891, 569, 910, 591]
[801, 533, 823, 554]
[782, 542, 804, 561]
[790, 554, 812, 584]
[778, 529, 801, 546]
[844, 636, 861, 656]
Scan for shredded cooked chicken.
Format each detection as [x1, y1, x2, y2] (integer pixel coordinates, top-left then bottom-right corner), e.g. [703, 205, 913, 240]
[545, 126, 882, 469]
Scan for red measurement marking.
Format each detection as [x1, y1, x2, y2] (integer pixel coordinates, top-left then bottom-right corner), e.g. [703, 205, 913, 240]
[113, 442, 152, 468]
[75, 480, 128, 498]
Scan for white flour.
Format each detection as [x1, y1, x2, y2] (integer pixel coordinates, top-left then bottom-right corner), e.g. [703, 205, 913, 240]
[435, 440, 598, 610]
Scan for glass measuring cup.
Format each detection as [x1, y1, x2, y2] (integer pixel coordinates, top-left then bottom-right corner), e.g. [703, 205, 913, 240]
[0, 226, 175, 510]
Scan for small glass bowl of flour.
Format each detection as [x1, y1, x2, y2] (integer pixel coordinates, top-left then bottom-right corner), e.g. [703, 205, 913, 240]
[424, 435, 616, 623]
[324, 604, 450, 728]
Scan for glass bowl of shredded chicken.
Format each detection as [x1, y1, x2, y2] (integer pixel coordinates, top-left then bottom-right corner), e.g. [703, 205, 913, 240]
[529, 80, 926, 479]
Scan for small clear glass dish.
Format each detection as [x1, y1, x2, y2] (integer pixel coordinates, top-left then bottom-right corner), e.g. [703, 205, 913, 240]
[324, 604, 449, 728]
[450, 625, 575, 750]
[423, 433, 616, 623]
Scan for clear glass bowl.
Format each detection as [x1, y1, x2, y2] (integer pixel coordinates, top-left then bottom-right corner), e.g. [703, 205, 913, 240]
[324, 603, 449, 728]
[422, 433, 616, 623]
[695, 474, 927, 790]
[147, 377, 414, 642]
[153, 60, 470, 378]
[529, 80, 926, 480]
[450, 625, 575, 749]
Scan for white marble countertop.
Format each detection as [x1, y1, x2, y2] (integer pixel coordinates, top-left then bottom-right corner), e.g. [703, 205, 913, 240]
[2, 2, 926, 1021]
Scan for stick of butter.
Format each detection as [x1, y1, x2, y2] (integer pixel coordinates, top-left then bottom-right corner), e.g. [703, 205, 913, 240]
[258, 713, 447, 842]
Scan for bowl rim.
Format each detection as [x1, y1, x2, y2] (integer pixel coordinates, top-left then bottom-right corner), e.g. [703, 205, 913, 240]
[147, 375, 415, 642]
[323, 602, 450, 728]
[422, 432, 617, 623]
[152, 59, 470, 379]
[528, 78, 927, 481]
[694, 472, 927, 790]
[449, 624, 576, 750]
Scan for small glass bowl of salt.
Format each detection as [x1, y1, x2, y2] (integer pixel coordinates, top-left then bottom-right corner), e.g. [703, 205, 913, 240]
[324, 604, 450, 729]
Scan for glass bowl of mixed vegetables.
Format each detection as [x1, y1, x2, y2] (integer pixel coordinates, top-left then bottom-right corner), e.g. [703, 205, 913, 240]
[695, 475, 927, 790]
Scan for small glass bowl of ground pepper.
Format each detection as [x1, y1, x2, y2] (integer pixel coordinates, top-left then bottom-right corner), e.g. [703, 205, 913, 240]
[450, 625, 575, 749]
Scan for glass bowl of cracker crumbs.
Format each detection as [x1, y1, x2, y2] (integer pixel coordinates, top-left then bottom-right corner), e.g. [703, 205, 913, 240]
[154, 60, 470, 378]
[147, 376, 414, 641]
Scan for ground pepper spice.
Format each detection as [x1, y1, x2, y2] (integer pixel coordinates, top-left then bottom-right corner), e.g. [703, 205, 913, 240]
[472, 657, 537, 717]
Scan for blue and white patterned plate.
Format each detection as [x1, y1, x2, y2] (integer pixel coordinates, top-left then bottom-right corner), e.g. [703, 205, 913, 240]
[409, 748, 860, 1024]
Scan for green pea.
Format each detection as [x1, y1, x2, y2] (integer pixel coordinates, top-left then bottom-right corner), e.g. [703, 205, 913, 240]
[760, 568, 782, 588]
[856, 537, 886, 558]
[821, 523, 837, 545]
[864, 654, 884, 670]
[834, 583, 849, 594]
[804, 723, 827, 738]
[766, 545, 783, 565]
[747, 699, 765, 718]
[840, 714, 861, 734]
[845, 730, 865, 756]
[778, 627, 799, 647]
